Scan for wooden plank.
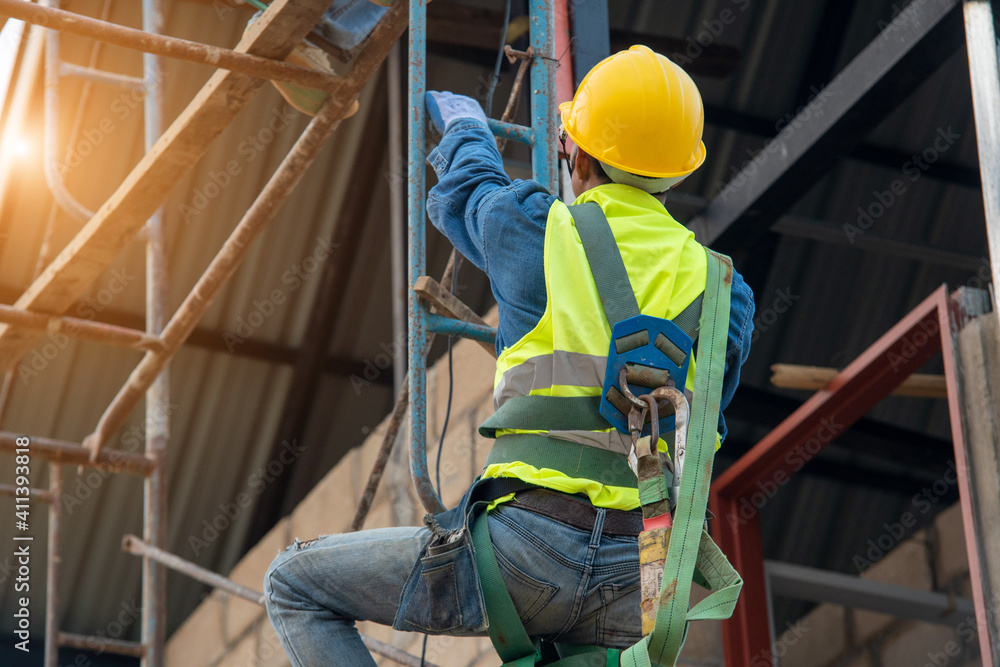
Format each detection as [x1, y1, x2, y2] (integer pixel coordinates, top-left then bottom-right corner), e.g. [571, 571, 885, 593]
[413, 275, 495, 357]
[770, 363, 947, 398]
[0, 0, 334, 372]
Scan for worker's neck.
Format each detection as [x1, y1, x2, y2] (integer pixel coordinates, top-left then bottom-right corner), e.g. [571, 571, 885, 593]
[576, 181, 669, 206]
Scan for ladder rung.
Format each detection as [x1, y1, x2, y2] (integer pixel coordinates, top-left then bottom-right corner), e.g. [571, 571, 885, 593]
[426, 313, 496, 345]
[415, 276, 495, 356]
[487, 118, 534, 146]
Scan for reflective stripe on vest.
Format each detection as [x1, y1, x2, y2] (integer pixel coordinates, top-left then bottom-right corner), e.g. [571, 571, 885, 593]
[483, 184, 710, 509]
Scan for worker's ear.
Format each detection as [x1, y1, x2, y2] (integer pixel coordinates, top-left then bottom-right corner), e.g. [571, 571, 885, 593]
[575, 149, 592, 181]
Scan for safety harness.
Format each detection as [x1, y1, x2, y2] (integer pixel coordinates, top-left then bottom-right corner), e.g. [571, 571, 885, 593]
[472, 202, 743, 667]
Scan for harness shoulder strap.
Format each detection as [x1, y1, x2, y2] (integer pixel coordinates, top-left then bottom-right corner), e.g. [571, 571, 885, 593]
[570, 202, 641, 327]
[571, 201, 703, 342]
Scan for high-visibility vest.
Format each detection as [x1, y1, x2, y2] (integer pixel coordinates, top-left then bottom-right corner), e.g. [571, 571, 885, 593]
[481, 183, 713, 511]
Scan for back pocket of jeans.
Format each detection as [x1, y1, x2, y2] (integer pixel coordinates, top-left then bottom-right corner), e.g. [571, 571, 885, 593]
[597, 581, 642, 647]
[495, 548, 558, 625]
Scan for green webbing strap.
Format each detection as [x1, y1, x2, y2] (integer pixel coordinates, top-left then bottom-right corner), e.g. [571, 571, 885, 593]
[472, 509, 542, 666]
[479, 395, 609, 438]
[570, 201, 703, 342]
[484, 434, 638, 488]
[671, 293, 703, 344]
[569, 202, 641, 327]
[621, 250, 743, 667]
[472, 507, 627, 667]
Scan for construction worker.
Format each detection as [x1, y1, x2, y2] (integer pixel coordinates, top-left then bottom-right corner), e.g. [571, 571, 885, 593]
[264, 45, 754, 665]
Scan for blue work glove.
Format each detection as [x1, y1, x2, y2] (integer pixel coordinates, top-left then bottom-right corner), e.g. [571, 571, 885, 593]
[425, 91, 488, 134]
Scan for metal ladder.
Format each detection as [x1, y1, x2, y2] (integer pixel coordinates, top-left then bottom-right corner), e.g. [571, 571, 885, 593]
[405, 0, 558, 515]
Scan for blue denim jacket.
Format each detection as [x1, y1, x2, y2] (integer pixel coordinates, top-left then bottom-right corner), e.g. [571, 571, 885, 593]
[426, 121, 755, 441]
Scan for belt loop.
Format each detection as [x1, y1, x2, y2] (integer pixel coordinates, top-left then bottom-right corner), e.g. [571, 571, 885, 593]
[591, 508, 606, 548]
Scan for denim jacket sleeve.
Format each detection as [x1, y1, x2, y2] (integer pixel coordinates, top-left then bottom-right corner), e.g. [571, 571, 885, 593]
[425, 120, 557, 353]
[717, 268, 754, 442]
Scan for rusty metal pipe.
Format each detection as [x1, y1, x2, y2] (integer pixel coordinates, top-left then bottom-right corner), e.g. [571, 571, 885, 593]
[0, 0, 345, 92]
[0, 432, 154, 475]
[142, 0, 169, 660]
[0, 483, 54, 503]
[44, 465, 62, 667]
[58, 633, 146, 658]
[0, 303, 165, 353]
[60, 61, 145, 89]
[495, 45, 532, 153]
[141, 5, 169, 660]
[122, 534, 265, 605]
[83, 0, 409, 459]
[42, 0, 96, 223]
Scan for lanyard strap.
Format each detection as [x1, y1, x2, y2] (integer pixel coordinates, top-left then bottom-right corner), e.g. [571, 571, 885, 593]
[621, 250, 742, 667]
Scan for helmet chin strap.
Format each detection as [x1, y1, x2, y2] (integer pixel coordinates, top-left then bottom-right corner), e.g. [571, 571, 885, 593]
[599, 161, 689, 194]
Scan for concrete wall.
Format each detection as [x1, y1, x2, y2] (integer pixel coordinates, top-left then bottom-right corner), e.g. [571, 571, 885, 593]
[164, 319, 975, 667]
[774, 502, 981, 667]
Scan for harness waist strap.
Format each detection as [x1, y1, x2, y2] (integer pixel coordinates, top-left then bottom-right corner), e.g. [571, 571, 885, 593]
[485, 434, 638, 489]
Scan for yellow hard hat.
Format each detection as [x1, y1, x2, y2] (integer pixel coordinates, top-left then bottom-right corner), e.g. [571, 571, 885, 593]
[559, 45, 706, 179]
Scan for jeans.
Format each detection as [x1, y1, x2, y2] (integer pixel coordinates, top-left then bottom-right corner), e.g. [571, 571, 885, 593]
[264, 502, 642, 666]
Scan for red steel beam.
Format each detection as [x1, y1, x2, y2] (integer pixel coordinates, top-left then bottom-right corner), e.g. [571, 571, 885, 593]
[709, 494, 768, 666]
[711, 286, 958, 665]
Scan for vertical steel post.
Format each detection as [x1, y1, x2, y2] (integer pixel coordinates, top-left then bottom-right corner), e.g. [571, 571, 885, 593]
[407, 0, 443, 514]
[141, 0, 168, 662]
[964, 0, 1000, 304]
[528, 0, 557, 194]
[389, 42, 406, 395]
[44, 464, 61, 667]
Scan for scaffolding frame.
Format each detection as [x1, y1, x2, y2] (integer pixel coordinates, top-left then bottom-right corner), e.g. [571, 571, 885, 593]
[0, 0, 420, 664]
